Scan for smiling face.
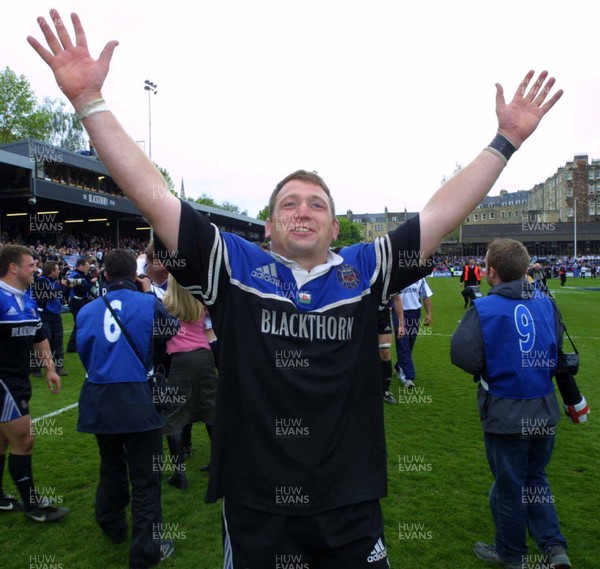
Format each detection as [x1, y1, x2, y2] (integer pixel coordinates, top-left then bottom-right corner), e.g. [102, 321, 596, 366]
[265, 180, 339, 270]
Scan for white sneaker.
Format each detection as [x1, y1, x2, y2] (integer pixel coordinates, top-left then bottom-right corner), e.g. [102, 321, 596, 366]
[403, 380, 415, 389]
[395, 366, 406, 381]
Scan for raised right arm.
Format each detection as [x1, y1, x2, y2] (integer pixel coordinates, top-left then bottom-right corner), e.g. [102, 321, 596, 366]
[27, 10, 180, 252]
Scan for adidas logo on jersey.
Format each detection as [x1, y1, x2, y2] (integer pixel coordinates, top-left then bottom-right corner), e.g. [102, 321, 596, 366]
[6, 307, 18, 316]
[367, 538, 388, 563]
[252, 263, 280, 286]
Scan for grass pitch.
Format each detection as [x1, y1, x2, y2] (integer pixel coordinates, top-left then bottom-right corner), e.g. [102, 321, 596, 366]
[1, 276, 598, 568]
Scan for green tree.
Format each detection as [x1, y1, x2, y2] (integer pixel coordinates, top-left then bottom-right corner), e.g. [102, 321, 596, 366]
[195, 193, 247, 216]
[220, 201, 248, 216]
[196, 193, 219, 207]
[156, 164, 177, 197]
[256, 205, 269, 220]
[39, 97, 86, 151]
[333, 217, 363, 247]
[0, 66, 49, 143]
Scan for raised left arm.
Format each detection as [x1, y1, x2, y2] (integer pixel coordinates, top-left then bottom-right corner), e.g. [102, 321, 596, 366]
[420, 70, 563, 260]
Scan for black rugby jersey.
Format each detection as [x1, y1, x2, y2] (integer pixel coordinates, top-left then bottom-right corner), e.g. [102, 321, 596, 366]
[158, 201, 430, 514]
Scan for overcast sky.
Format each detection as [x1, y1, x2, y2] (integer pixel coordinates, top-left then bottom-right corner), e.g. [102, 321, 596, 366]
[4, 0, 600, 218]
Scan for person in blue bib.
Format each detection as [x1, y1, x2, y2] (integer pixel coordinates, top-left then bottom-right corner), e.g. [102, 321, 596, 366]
[451, 239, 587, 569]
[76, 249, 179, 569]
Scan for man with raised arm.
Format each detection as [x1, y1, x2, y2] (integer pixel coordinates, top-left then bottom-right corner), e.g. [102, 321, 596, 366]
[29, 10, 563, 568]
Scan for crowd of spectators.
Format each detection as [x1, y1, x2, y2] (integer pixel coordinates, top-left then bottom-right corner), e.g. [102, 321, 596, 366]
[0, 231, 149, 272]
[431, 254, 599, 278]
[1, 232, 599, 281]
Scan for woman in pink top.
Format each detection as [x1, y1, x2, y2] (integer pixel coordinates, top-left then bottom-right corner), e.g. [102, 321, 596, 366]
[162, 275, 217, 490]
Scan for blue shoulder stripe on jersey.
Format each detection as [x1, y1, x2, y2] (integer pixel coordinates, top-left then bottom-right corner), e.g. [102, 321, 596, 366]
[221, 234, 378, 311]
[0, 288, 41, 324]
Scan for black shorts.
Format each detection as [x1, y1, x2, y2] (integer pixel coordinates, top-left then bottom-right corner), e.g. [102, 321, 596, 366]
[377, 309, 392, 335]
[0, 378, 31, 422]
[222, 499, 390, 569]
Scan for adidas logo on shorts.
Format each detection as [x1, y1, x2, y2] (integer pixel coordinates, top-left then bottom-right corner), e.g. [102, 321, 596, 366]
[367, 537, 388, 563]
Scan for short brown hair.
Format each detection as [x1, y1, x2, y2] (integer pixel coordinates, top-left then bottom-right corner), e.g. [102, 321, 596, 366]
[486, 239, 530, 282]
[42, 261, 59, 276]
[0, 245, 34, 277]
[268, 170, 336, 219]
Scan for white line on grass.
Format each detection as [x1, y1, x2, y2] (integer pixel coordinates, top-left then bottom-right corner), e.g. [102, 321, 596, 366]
[32, 402, 79, 423]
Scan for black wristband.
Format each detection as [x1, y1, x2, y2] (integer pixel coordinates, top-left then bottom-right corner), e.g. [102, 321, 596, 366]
[486, 134, 517, 164]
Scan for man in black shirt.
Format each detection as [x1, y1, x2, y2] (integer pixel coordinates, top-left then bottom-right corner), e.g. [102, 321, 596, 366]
[66, 257, 97, 353]
[0, 245, 69, 522]
[30, 12, 563, 566]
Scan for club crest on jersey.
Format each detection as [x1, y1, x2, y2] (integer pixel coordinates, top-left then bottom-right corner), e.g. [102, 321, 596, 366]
[298, 291, 312, 304]
[336, 264, 360, 289]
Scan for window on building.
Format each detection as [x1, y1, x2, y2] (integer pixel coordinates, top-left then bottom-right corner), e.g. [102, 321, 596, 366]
[489, 212, 495, 220]
[507, 211, 511, 218]
[375, 223, 383, 231]
[481, 213, 487, 220]
[589, 201, 596, 215]
[568, 208, 573, 217]
[567, 187, 573, 197]
[500, 211, 505, 219]
[355, 218, 362, 223]
[473, 214, 479, 221]
[589, 183, 596, 194]
[466, 216, 470, 222]
[589, 171, 595, 180]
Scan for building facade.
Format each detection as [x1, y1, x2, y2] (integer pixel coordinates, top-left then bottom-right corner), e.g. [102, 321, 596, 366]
[337, 155, 600, 257]
[343, 207, 418, 241]
[461, 154, 600, 257]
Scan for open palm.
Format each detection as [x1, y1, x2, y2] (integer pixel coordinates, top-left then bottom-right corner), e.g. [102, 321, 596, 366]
[495, 70, 563, 149]
[27, 10, 118, 110]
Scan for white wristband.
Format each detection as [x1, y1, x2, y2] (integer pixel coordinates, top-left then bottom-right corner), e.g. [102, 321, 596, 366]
[81, 104, 109, 120]
[76, 98, 109, 120]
